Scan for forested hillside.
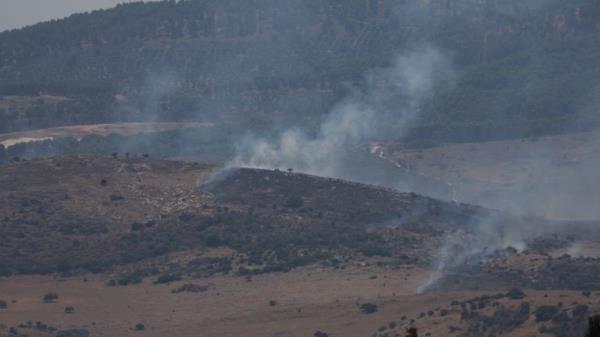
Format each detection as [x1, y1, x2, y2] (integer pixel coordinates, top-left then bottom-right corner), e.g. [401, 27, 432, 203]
[2, 0, 600, 142]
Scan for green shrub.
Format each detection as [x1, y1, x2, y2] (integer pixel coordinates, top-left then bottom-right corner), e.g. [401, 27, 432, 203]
[406, 327, 418, 337]
[506, 288, 525, 300]
[360, 303, 378, 314]
[574, 305, 589, 317]
[153, 273, 182, 285]
[535, 305, 559, 322]
[56, 329, 89, 337]
[43, 293, 59, 303]
[285, 195, 304, 208]
[171, 284, 211, 294]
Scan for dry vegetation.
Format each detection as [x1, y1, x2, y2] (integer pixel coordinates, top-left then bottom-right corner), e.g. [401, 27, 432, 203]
[0, 156, 488, 277]
[1, 156, 600, 337]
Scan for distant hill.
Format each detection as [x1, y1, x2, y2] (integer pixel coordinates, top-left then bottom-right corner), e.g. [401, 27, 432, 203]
[2, 156, 597, 296]
[0, 156, 483, 276]
[1, 0, 600, 142]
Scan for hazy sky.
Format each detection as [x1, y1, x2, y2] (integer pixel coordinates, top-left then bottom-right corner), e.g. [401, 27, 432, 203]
[0, 0, 157, 32]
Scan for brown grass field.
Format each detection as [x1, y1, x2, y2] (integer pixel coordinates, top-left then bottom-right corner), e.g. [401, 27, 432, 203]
[1, 266, 597, 337]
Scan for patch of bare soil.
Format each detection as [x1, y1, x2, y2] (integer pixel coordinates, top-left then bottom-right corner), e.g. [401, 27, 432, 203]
[0, 122, 213, 148]
[0, 267, 597, 337]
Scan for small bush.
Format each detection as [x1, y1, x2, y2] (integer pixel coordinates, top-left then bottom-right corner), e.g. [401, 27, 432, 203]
[56, 329, 89, 337]
[551, 310, 569, 324]
[130, 223, 144, 231]
[43, 293, 59, 303]
[117, 272, 144, 286]
[114, 268, 159, 286]
[406, 327, 418, 337]
[110, 194, 124, 202]
[204, 233, 223, 247]
[535, 305, 559, 322]
[574, 304, 589, 317]
[506, 288, 525, 300]
[153, 273, 182, 285]
[171, 284, 211, 294]
[285, 195, 304, 208]
[360, 303, 378, 314]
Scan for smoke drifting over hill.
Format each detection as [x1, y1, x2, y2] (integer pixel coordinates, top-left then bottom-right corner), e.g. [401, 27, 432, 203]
[231, 46, 456, 179]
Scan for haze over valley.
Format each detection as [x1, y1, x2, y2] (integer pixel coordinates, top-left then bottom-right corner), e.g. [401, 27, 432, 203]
[1, 1, 600, 337]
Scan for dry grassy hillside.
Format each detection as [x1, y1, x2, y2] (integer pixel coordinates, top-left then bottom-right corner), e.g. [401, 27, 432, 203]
[1, 156, 600, 337]
[0, 156, 487, 277]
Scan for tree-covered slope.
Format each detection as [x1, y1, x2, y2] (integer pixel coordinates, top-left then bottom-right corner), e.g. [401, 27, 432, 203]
[1, 0, 600, 141]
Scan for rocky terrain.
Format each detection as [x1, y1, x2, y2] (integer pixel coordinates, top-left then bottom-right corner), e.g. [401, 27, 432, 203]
[2, 1, 600, 336]
[0, 156, 485, 277]
[0, 156, 599, 337]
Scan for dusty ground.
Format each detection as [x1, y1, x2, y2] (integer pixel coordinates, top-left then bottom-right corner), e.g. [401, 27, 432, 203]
[0, 266, 425, 337]
[0, 122, 213, 148]
[0, 266, 597, 337]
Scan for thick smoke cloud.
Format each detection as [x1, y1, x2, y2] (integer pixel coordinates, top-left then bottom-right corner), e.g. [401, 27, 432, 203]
[231, 46, 455, 178]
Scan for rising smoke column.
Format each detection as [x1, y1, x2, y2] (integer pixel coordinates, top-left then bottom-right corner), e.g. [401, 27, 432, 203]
[231, 46, 456, 177]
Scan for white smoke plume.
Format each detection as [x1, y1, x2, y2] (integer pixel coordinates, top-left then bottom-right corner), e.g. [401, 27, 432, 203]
[230, 46, 455, 177]
[417, 214, 531, 293]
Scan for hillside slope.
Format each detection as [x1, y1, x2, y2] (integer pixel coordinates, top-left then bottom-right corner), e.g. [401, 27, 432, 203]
[1, 157, 600, 337]
[0, 156, 482, 277]
[4, 156, 600, 292]
[1, 0, 600, 141]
